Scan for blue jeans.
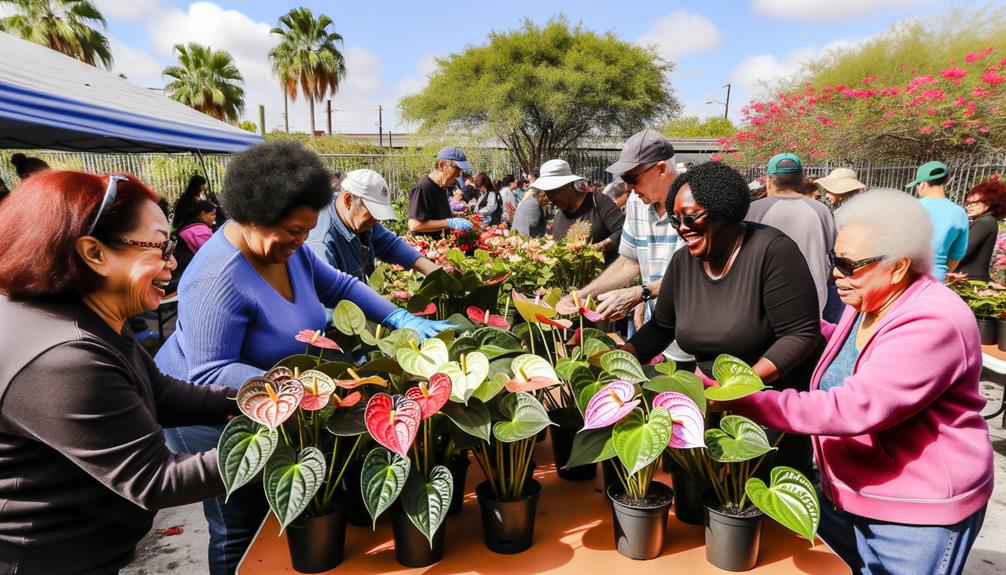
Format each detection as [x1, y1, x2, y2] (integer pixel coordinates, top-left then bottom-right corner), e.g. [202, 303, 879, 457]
[165, 425, 269, 575]
[818, 494, 987, 575]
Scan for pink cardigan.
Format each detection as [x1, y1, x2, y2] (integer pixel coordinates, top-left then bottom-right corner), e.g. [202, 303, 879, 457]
[731, 274, 993, 525]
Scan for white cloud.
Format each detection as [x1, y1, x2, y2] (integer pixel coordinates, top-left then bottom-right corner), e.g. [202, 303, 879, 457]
[393, 54, 440, 99]
[728, 35, 873, 98]
[636, 10, 721, 62]
[752, 0, 925, 22]
[109, 37, 163, 88]
[93, 0, 161, 22]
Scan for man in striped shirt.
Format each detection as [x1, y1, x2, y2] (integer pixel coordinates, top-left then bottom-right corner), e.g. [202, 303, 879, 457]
[562, 129, 694, 369]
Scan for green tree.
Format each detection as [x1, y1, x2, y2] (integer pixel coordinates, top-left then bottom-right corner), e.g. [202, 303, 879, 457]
[237, 120, 257, 133]
[661, 116, 736, 138]
[399, 17, 679, 173]
[163, 43, 245, 123]
[0, 0, 112, 68]
[269, 7, 347, 137]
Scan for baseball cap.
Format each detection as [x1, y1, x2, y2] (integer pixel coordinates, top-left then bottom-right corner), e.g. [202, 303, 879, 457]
[905, 161, 949, 188]
[532, 159, 585, 191]
[606, 129, 676, 174]
[436, 146, 473, 171]
[766, 153, 802, 175]
[341, 169, 397, 221]
[816, 168, 866, 195]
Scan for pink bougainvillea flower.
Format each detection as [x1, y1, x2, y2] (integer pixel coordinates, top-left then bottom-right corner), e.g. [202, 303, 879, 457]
[535, 314, 573, 329]
[941, 67, 967, 80]
[413, 302, 437, 317]
[652, 392, 706, 449]
[583, 380, 640, 429]
[466, 306, 510, 329]
[295, 329, 343, 351]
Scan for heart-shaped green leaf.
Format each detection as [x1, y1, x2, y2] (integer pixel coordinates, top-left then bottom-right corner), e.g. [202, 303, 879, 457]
[449, 335, 480, 360]
[643, 371, 707, 415]
[272, 354, 320, 373]
[473, 327, 523, 350]
[396, 338, 449, 379]
[612, 407, 672, 476]
[264, 446, 326, 534]
[440, 397, 492, 441]
[441, 352, 489, 403]
[582, 338, 610, 361]
[218, 415, 279, 500]
[326, 403, 367, 436]
[706, 354, 767, 401]
[746, 466, 820, 542]
[653, 360, 678, 375]
[357, 356, 404, 378]
[360, 447, 410, 529]
[472, 371, 509, 404]
[577, 381, 604, 415]
[599, 350, 646, 383]
[377, 328, 420, 357]
[402, 466, 453, 548]
[705, 415, 775, 463]
[493, 392, 552, 443]
[445, 312, 476, 333]
[581, 328, 615, 346]
[333, 300, 367, 336]
[565, 427, 615, 469]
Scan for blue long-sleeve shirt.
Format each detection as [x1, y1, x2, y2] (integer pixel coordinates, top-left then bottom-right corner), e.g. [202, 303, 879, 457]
[155, 228, 396, 388]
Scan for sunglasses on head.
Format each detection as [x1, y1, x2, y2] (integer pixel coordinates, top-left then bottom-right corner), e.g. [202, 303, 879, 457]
[86, 175, 128, 236]
[669, 209, 707, 230]
[620, 162, 659, 185]
[830, 250, 884, 276]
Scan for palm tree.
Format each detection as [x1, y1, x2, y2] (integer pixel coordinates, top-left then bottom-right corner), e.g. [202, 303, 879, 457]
[0, 0, 112, 68]
[163, 43, 245, 123]
[269, 7, 346, 136]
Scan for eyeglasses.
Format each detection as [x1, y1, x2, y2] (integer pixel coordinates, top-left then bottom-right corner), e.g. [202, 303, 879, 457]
[669, 210, 707, 230]
[620, 162, 659, 185]
[830, 250, 884, 276]
[964, 200, 983, 208]
[86, 175, 128, 236]
[109, 238, 177, 261]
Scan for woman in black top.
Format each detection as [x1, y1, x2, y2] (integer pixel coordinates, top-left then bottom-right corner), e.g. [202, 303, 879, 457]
[959, 179, 1006, 281]
[625, 161, 823, 474]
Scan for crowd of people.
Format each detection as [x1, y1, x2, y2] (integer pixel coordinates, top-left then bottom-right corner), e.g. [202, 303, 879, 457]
[0, 130, 1001, 575]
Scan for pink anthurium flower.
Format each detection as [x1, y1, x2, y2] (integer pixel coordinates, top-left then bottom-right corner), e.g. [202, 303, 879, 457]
[486, 272, 512, 285]
[652, 391, 706, 449]
[364, 393, 421, 457]
[535, 314, 573, 329]
[236, 375, 304, 431]
[295, 329, 342, 351]
[403, 372, 451, 419]
[583, 380, 640, 429]
[413, 302, 437, 317]
[466, 306, 510, 329]
[298, 370, 337, 411]
[334, 368, 389, 389]
[331, 391, 362, 409]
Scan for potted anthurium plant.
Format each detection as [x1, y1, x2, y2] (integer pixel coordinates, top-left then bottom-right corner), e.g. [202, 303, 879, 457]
[217, 333, 377, 574]
[700, 355, 821, 572]
[565, 352, 706, 561]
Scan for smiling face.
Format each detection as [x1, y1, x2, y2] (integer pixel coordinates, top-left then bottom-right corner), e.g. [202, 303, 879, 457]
[832, 224, 910, 313]
[545, 183, 580, 212]
[246, 205, 319, 264]
[965, 194, 988, 219]
[101, 200, 177, 314]
[624, 161, 677, 207]
[672, 185, 717, 260]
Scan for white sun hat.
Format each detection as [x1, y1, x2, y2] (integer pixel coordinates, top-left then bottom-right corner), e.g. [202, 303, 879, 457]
[531, 159, 585, 191]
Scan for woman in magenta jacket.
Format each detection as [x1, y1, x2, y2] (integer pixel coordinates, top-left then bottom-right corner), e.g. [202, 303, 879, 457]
[723, 189, 993, 575]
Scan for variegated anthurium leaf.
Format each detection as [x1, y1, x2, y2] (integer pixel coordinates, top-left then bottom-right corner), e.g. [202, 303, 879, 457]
[706, 354, 767, 401]
[612, 407, 673, 476]
[505, 354, 559, 392]
[651, 391, 706, 449]
[582, 338, 611, 362]
[599, 350, 646, 383]
[441, 351, 490, 403]
[377, 328, 420, 357]
[333, 300, 367, 336]
[582, 380, 641, 429]
[746, 466, 820, 542]
[705, 415, 775, 463]
[264, 446, 326, 534]
[653, 360, 677, 375]
[218, 415, 279, 500]
[236, 375, 304, 431]
[396, 338, 450, 379]
[402, 466, 453, 548]
[492, 392, 552, 443]
[360, 447, 410, 528]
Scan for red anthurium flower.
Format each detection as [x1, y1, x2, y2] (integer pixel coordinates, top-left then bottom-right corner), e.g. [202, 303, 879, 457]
[364, 393, 421, 457]
[295, 329, 342, 351]
[413, 302, 437, 316]
[403, 372, 451, 419]
[331, 391, 362, 408]
[535, 314, 572, 329]
[466, 306, 511, 329]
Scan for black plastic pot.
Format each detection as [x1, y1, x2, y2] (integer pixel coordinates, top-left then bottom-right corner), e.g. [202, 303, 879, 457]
[285, 493, 349, 573]
[671, 469, 707, 526]
[344, 458, 371, 527]
[549, 408, 597, 481]
[447, 451, 471, 516]
[607, 481, 673, 560]
[476, 479, 541, 554]
[391, 506, 447, 567]
[997, 319, 1006, 352]
[977, 316, 998, 346]
[703, 490, 765, 572]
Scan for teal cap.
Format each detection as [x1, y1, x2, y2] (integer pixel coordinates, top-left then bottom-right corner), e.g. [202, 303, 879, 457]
[906, 161, 949, 188]
[766, 153, 802, 174]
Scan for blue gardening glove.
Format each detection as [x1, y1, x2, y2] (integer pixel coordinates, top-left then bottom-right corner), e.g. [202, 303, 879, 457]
[382, 308, 456, 340]
[446, 217, 473, 232]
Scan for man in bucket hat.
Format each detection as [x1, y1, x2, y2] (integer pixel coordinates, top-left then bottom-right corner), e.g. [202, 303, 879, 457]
[407, 146, 475, 235]
[816, 167, 867, 208]
[908, 160, 968, 281]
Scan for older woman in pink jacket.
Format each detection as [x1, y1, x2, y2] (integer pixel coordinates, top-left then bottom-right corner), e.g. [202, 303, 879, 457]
[724, 189, 993, 575]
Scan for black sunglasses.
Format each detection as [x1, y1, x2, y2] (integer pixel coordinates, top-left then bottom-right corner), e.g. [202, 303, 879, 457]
[830, 251, 884, 276]
[620, 162, 659, 185]
[86, 175, 128, 236]
[669, 209, 707, 230]
[109, 238, 177, 261]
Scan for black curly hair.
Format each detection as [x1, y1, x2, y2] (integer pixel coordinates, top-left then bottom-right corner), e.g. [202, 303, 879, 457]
[666, 161, 750, 225]
[220, 140, 332, 225]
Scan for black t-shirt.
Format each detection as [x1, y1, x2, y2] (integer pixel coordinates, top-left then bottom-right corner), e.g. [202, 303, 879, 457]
[551, 190, 625, 265]
[408, 176, 453, 225]
[628, 223, 823, 391]
[958, 213, 997, 281]
[462, 184, 478, 203]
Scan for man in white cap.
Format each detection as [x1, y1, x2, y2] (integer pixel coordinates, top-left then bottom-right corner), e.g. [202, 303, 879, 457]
[308, 169, 439, 284]
[816, 167, 866, 208]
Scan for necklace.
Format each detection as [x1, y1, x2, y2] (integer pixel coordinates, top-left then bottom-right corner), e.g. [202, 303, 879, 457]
[703, 226, 745, 280]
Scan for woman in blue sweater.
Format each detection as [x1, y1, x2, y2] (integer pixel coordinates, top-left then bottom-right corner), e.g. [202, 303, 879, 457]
[155, 141, 450, 575]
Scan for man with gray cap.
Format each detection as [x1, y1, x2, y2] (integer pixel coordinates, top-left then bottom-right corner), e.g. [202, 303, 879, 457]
[561, 128, 694, 370]
[408, 146, 475, 235]
[309, 169, 439, 284]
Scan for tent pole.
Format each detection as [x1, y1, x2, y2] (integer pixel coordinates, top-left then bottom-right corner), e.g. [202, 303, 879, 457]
[195, 149, 213, 196]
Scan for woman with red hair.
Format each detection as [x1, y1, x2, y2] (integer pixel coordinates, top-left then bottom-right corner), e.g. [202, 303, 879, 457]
[959, 179, 1006, 281]
[0, 171, 238, 574]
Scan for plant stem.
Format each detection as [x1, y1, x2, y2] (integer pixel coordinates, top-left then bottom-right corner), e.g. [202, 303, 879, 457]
[278, 424, 292, 446]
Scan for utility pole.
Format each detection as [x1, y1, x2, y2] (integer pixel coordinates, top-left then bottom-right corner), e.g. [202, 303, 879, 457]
[283, 92, 289, 133]
[327, 99, 333, 136]
[258, 105, 265, 137]
[723, 83, 732, 120]
[378, 105, 384, 147]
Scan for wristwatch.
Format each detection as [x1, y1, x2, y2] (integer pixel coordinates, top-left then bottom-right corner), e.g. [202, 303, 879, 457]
[640, 284, 652, 302]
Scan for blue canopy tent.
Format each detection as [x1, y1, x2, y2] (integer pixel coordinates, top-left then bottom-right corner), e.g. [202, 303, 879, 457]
[0, 31, 262, 153]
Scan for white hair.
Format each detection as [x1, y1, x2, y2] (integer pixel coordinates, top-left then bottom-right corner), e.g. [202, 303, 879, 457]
[835, 188, 933, 275]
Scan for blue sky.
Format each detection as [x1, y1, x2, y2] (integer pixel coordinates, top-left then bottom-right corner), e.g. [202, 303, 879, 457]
[62, 0, 951, 133]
